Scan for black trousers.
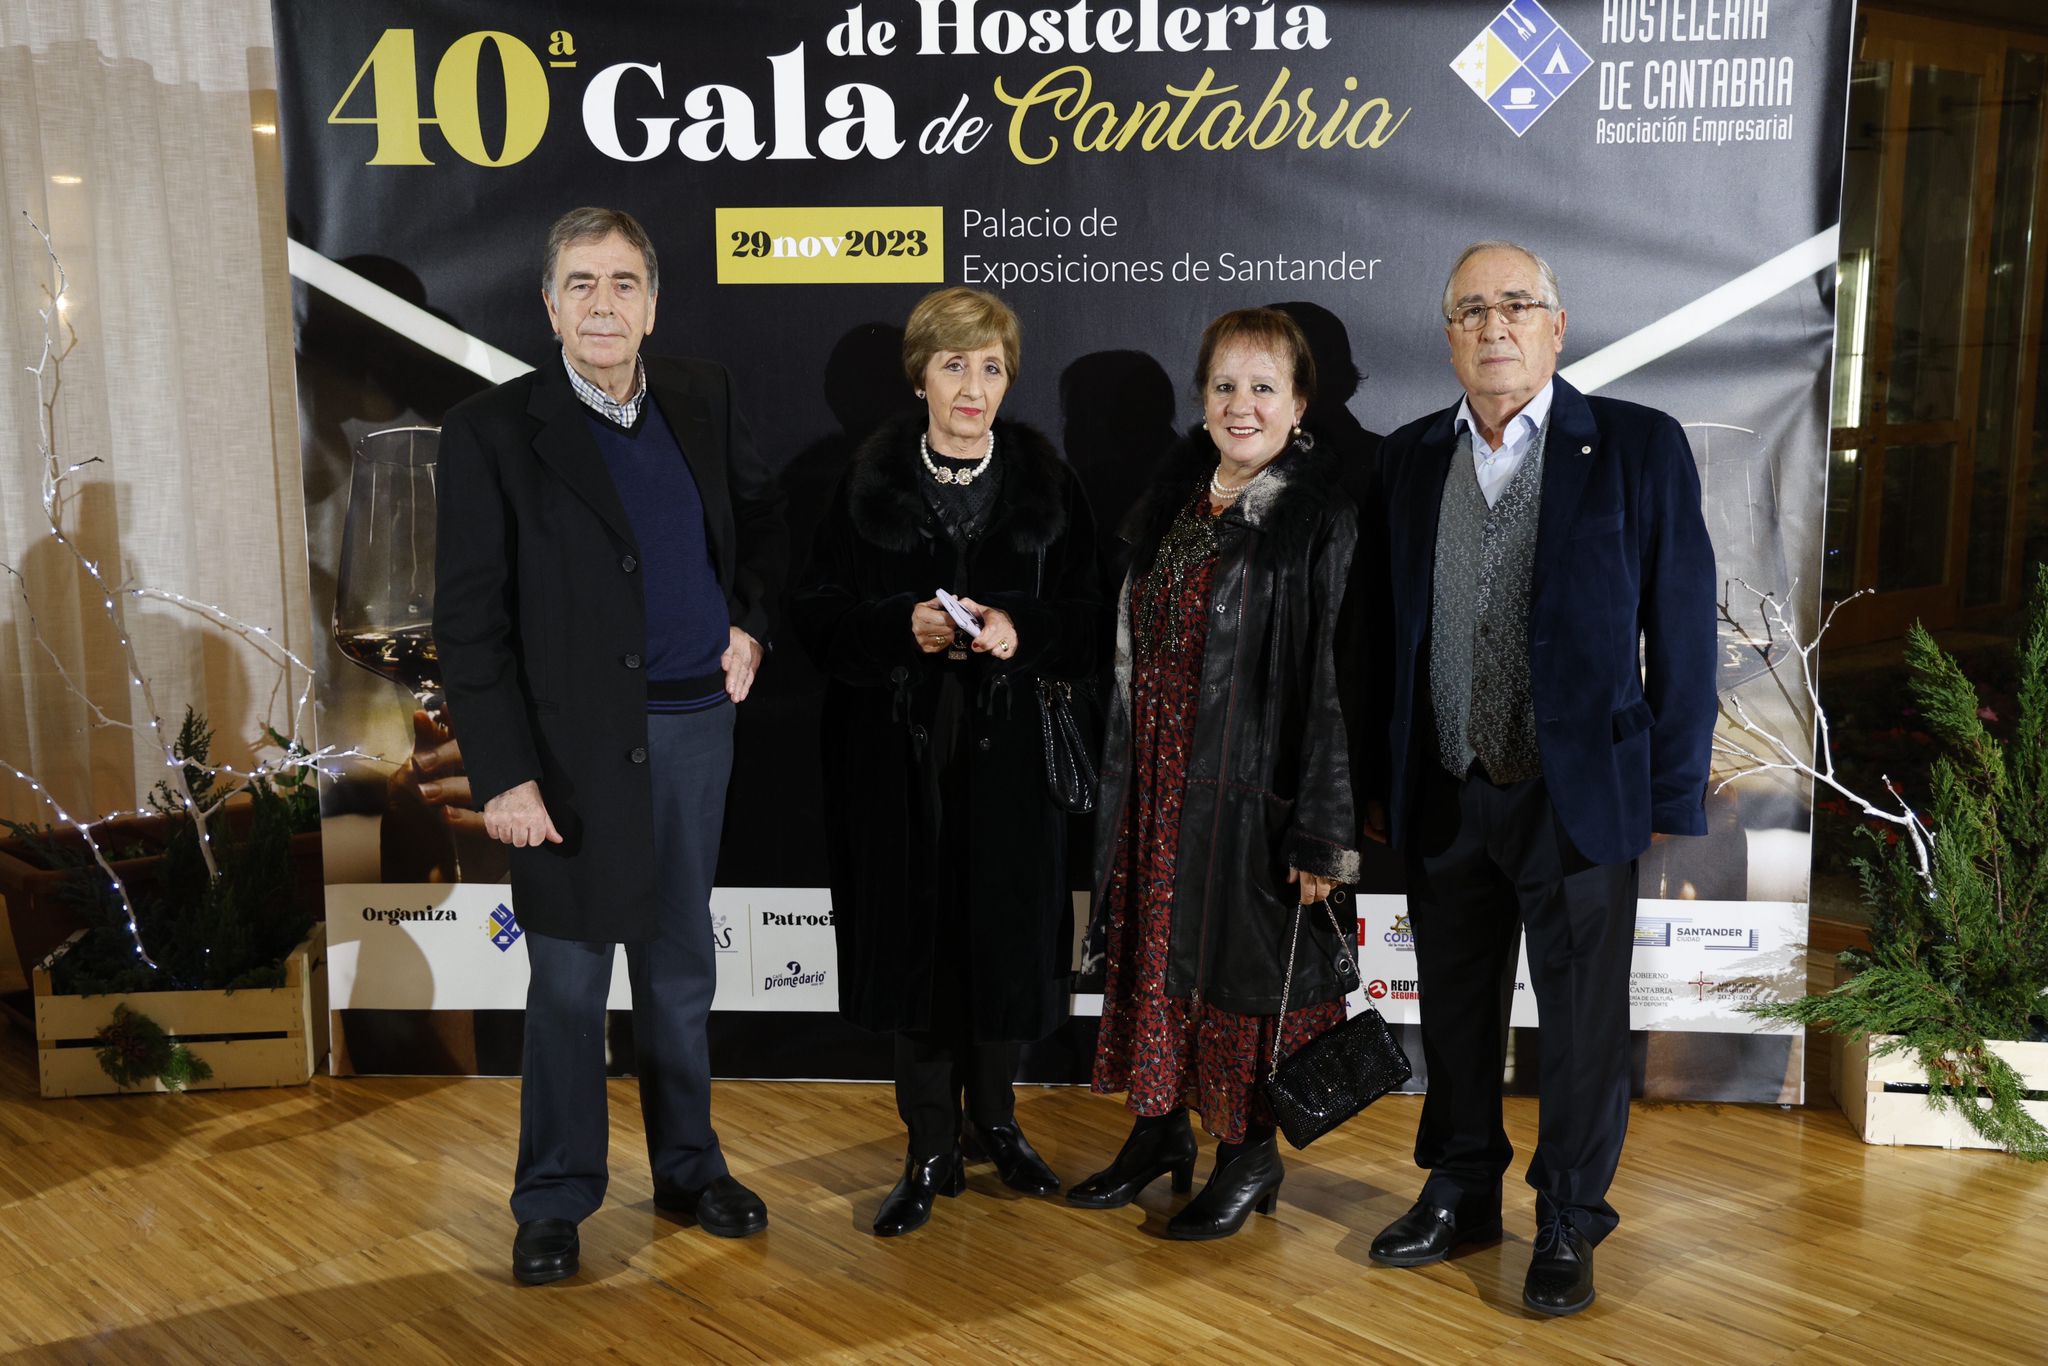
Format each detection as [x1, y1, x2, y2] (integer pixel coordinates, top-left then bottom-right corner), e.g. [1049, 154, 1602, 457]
[892, 909, 1021, 1155]
[1405, 760, 1637, 1244]
[511, 704, 734, 1223]
[894, 1016, 1019, 1158]
[895, 673, 1019, 1159]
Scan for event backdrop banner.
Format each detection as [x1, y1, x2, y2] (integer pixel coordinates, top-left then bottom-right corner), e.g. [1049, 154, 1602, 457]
[274, 0, 1851, 1098]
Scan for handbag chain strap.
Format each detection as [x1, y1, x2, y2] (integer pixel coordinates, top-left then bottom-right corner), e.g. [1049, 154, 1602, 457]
[1268, 890, 1363, 1079]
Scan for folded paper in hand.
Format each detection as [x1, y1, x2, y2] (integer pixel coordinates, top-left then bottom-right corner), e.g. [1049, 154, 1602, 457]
[935, 588, 982, 638]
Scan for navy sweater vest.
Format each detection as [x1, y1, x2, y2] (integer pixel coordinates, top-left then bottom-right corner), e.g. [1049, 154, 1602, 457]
[585, 401, 728, 712]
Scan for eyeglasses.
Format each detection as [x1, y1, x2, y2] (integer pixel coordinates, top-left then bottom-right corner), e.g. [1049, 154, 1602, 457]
[1447, 299, 1553, 332]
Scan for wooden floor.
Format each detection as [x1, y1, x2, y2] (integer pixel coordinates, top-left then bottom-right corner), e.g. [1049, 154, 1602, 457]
[0, 1030, 2044, 1365]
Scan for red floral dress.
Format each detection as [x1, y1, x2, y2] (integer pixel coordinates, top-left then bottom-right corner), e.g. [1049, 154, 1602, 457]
[1090, 492, 1346, 1143]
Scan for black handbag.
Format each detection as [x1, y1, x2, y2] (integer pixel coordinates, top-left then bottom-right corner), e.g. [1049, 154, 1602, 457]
[1037, 678, 1098, 813]
[1264, 892, 1413, 1149]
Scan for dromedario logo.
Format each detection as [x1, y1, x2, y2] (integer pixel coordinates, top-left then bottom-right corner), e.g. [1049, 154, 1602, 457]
[763, 960, 829, 993]
[1449, 1, 1593, 136]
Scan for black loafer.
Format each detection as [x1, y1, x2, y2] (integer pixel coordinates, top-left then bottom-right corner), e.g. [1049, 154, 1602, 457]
[512, 1217, 579, 1285]
[1368, 1199, 1503, 1267]
[655, 1174, 769, 1238]
[1523, 1219, 1595, 1316]
[971, 1122, 1061, 1195]
[874, 1148, 966, 1238]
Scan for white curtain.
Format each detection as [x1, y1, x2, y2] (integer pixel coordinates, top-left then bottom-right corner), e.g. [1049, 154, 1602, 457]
[0, 1, 309, 983]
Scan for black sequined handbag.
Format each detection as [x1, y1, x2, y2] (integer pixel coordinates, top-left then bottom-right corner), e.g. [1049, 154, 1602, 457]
[1265, 892, 1413, 1150]
[1037, 678, 1098, 813]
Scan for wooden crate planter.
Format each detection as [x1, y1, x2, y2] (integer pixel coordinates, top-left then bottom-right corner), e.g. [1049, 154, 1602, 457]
[1833, 1030, 2048, 1152]
[31, 922, 327, 1097]
[0, 808, 321, 974]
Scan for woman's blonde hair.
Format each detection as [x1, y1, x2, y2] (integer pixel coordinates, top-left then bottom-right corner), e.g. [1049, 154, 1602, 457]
[902, 287, 1021, 387]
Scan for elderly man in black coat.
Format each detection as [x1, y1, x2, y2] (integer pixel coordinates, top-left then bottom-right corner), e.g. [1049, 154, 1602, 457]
[436, 207, 786, 1285]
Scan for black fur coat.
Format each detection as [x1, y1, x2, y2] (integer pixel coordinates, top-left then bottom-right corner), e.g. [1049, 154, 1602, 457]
[789, 411, 1104, 1039]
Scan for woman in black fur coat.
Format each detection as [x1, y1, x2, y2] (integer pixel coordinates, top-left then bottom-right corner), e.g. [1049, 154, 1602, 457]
[789, 287, 1104, 1237]
[1069, 307, 1362, 1239]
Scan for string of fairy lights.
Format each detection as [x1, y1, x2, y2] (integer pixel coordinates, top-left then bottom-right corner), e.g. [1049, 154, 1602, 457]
[2, 212, 371, 970]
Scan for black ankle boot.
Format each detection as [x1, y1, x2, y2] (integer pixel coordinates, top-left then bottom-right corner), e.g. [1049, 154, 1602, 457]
[969, 1121, 1061, 1195]
[873, 1148, 966, 1238]
[1165, 1131, 1282, 1241]
[1066, 1109, 1199, 1210]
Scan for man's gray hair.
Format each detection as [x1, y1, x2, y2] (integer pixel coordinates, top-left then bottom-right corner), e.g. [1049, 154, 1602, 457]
[1441, 240, 1561, 318]
[542, 206, 660, 299]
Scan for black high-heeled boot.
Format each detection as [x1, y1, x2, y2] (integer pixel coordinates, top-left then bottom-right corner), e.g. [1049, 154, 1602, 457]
[1165, 1129, 1282, 1240]
[873, 1147, 967, 1238]
[967, 1121, 1061, 1195]
[1066, 1109, 1198, 1209]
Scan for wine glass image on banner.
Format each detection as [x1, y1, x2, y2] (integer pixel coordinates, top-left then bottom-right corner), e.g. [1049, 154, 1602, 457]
[336, 426, 443, 707]
[334, 425, 488, 884]
[1686, 422, 1791, 694]
[1637, 422, 1807, 917]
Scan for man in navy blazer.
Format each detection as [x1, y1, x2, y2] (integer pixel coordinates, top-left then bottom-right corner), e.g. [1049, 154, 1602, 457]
[1359, 241, 1715, 1315]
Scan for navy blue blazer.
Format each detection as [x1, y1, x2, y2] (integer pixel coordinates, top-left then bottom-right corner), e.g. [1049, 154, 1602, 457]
[1375, 376, 1716, 866]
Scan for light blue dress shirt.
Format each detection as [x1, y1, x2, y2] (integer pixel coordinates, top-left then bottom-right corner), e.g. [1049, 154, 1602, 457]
[1455, 379, 1555, 508]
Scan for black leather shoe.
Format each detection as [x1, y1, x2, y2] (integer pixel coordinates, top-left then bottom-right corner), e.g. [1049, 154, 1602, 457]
[654, 1175, 769, 1238]
[1165, 1134, 1283, 1241]
[1523, 1218, 1596, 1316]
[970, 1122, 1061, 1195]
[1066, 1111, 1198, 1209]
[1368, 1198, 1504, 1267]
[512, 1218, 579, 1285]
[873, 1148, 966, 1237]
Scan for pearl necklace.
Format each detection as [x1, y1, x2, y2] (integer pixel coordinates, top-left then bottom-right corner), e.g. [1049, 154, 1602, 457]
[921, 430, 995, 485]
[1210, 461, 1274, 501]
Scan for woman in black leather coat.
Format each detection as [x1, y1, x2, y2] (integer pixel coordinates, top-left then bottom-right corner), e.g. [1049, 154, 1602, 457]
[1071, 307, 1361, 1240]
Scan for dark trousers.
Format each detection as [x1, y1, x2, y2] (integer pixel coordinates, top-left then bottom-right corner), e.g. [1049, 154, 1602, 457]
[895, 675, 1019, 1159]
[895, 1030, 1019, 1159]
[892, 845, 1018, 1158]
[1405, 761, 1637, 1244]
[511, 703, 735, 1223]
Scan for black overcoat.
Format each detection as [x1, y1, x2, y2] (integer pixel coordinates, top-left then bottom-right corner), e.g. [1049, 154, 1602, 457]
[1082, 431, 1362, 1015]
[788, 413, 1103, 1040]
[434, 355, 786, 943]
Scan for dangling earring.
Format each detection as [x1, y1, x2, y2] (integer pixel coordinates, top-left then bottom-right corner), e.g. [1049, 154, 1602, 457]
[915, 389, 925, 398]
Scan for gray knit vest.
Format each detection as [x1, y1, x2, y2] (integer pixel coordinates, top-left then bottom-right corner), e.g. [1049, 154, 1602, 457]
[1430, 416, 1548, 784]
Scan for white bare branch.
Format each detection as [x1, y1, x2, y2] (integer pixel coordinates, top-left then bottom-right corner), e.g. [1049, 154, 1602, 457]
[1715, 579, 1934, 895]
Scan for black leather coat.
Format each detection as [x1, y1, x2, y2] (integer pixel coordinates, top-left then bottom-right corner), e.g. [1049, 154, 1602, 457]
[1083, 431, 1362, 1014]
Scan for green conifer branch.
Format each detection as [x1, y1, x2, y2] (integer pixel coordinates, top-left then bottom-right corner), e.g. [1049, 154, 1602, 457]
[92, 1004, 215, 1091]
[1725, 571, 2048, 1160]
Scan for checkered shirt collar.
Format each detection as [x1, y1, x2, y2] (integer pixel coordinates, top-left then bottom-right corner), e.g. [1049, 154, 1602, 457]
[561, 349, 647, 427]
